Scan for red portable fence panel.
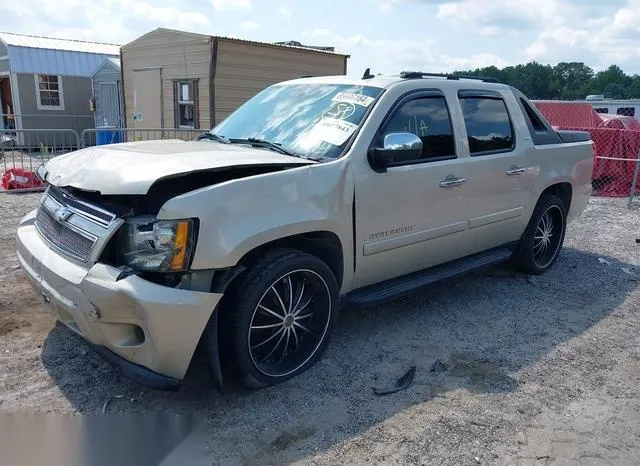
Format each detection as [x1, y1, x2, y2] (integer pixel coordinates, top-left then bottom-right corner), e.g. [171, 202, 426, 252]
[533, 101, 640, 198]
[532, 101, 603, 129]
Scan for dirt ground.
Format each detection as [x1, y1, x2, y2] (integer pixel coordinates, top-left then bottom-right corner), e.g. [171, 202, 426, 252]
[1, 193, 639, 465]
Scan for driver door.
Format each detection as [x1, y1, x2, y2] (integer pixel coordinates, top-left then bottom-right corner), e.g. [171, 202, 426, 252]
[353, 91, 470, 289]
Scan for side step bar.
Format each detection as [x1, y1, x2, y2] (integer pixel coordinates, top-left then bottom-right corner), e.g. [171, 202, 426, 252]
[343, 246, 514, 308]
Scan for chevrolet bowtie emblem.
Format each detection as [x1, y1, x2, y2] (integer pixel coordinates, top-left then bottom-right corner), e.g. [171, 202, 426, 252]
[54, 206, 73, 222]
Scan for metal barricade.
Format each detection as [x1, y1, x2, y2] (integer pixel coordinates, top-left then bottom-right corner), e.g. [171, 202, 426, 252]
[0, 129, 81, 193]
[81, 128, 208, 148]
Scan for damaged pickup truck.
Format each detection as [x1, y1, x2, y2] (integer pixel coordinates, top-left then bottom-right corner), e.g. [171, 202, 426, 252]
[17, 71, 594, 391]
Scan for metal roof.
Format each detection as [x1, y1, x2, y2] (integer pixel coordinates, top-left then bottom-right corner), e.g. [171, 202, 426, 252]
[0, 32, 120, 77]
[107, 58, 121, 68]
[124, 28, 349, 57]
[220, 35, 349, 57]
[0, 32, 120, 55]
[91, 57, 121, 78]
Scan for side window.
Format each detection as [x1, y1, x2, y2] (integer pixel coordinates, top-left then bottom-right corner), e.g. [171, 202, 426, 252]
[617, 107, 635, 117]
[381, 96, 456, 161]
[460, 96, 514, 156]
[520, 98, 546, 131]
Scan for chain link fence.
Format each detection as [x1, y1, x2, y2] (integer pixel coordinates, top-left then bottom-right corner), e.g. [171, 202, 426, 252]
[0, 129, 81, 193]
[581, 128, 640, 208]
[532, 100, 640, 209]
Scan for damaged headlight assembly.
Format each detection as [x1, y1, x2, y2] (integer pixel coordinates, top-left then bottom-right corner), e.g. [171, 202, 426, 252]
[117, 217, 197, 272]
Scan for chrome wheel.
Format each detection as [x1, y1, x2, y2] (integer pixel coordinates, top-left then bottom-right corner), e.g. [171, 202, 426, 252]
[533, 205, 564, 269]
[248, 269, 332, 377]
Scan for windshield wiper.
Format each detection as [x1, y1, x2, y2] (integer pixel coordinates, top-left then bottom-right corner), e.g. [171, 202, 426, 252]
[197, 132, 230, 143]
[229, 137, 299, 157]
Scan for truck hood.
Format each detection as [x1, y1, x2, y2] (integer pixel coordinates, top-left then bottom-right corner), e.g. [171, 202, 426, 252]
[43, 139, 314, 195]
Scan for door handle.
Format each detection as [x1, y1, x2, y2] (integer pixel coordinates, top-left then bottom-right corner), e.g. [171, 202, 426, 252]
[506, 167, 526, 176]
[440, 177, 467, 188]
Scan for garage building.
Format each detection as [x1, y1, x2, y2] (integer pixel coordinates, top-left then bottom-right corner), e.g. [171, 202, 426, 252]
[120, 28, 349, 131]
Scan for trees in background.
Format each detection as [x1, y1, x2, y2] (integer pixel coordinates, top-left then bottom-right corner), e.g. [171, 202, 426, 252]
[454, 62, 640, 100]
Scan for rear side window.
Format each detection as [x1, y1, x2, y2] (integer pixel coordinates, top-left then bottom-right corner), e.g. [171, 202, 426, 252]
[520, 98, 546, 131]
[459, 97, 514, 155]
[381, 96, 456, 161]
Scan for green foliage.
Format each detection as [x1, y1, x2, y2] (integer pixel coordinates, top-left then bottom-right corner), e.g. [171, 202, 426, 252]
[454, 62, 640, 100]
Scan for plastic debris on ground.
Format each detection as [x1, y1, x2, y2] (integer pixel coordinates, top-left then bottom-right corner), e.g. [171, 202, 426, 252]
[373, 365, 416, 396]
[430, 359, 449, 373]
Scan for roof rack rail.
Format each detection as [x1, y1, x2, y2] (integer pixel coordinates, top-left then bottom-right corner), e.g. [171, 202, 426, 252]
[399, 71, 500, 83]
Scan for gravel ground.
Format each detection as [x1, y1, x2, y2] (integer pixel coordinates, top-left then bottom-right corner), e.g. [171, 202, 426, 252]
[1, 193, 639, 465]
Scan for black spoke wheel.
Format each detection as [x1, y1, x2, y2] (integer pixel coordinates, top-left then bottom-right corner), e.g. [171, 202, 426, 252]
[513, 194, 567, 275]
[220, 249, 339, 388]
[248, 269, 332, 378]
[532, 205, 564, 269]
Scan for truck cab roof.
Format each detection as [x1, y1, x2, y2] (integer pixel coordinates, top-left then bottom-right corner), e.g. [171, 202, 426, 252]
[280, 71, 514, 93]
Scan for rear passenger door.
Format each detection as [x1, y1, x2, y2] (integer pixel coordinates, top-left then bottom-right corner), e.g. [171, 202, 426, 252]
[460, 90, 534, 254]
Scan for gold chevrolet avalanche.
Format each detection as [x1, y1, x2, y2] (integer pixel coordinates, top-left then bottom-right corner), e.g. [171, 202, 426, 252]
[17, 71, 594, 391]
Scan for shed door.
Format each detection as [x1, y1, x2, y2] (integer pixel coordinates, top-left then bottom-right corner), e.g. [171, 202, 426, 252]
[96, 82, 122, 127]
[131, 68, 162, 129]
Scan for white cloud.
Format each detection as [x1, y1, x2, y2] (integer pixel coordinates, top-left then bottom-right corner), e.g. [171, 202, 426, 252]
[378, 2, 394, 13]
[0, 0, 210, 44]
[524, 0, 640, 70]
[279, 7, 292, 20]
[302, 28, 509, 75]
[212, 0, 251, 11]
[436, 0, 569, 30]
[479, 26, 517, 37]
[240, 21, 259, 31]
[126, 1, 209, 28]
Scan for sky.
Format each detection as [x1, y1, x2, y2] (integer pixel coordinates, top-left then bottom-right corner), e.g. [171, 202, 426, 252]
[2, 0, 640, 76]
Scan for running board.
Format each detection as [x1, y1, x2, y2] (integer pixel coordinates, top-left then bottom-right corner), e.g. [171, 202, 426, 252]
[343, 246, 514, 308]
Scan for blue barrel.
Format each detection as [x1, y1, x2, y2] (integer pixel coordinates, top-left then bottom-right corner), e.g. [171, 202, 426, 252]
[96, 127, 122, 145]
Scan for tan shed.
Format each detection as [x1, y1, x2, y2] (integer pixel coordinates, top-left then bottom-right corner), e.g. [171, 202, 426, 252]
[120, 28, 349, 131]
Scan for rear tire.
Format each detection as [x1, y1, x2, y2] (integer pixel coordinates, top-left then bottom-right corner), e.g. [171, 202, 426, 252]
[221, 249, 339, 389]
[512, 195, 567, 275]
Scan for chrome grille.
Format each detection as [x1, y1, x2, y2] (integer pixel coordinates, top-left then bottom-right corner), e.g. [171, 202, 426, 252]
[35, 207, 97, 262]
[33, 186, 117, 263]
[47, 185, 116, 226]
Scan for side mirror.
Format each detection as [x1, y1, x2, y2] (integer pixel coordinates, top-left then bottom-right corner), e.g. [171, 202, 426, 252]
[368, 132, 423, 171]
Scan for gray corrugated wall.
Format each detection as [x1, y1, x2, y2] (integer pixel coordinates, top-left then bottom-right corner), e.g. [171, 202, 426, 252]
[0, 59, 9, 74]
[18, 73, 94, 135]
[16, 73, 94, 148]
[0, 42, 7, 56]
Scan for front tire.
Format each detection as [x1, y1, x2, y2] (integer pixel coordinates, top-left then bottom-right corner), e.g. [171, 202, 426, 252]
[513, 195, 567, 275]
[222, 249, 339, 388]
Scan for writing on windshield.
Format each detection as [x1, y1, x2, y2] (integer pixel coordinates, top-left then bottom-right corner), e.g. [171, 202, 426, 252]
[211, 84, 383, 158]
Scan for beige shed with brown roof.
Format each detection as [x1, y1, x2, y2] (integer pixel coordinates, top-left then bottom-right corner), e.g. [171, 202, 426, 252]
[120, 28, 349, 131]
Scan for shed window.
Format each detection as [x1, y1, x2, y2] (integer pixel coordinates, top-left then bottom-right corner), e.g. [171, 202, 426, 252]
[35, 75, 64, 110]
[174, 80, 199, 129]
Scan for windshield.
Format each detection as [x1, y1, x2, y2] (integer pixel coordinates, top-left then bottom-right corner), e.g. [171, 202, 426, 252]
[210, 83, 384, 159]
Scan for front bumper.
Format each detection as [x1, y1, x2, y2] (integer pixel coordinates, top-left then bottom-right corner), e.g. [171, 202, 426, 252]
[16, 209, 222, 389]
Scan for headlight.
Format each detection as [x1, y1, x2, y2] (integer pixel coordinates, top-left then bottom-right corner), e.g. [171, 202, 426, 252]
[118, 217, 197, 272]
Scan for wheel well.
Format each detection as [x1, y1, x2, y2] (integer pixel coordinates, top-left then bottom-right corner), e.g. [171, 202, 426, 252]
[540, 182, 572, 212]
[237, 231, 344, 288]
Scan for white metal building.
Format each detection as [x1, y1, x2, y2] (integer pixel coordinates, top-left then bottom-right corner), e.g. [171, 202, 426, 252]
[577, 96, 640, 121]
